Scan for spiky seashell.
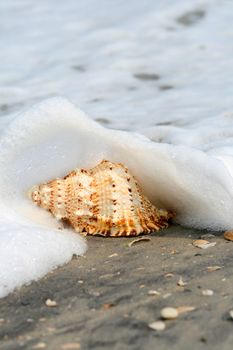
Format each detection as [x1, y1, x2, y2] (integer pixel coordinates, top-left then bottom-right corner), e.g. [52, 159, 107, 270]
[29, 160, 173, 237]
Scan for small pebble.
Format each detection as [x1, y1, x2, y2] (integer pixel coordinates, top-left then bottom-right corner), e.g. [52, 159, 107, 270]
[108, 253, 118, 258]
[193, 239, 216, 249]
[202, 289, 214, 296]
[148, 321, 166, 331]
[90, 291, 100, 297]
[229, 310, 233, 320]
[165, 273, 174, 278]
[163, 293, 172, 299]
[32, 343, 47, 349]
[160, 307, 178, 320]
[207, 266, 222, 272]
[61, 343, 80, 350]
[148, 290, 161, 296]
[177, 276, 187, 286]
[45, 299, 57, 307]
[128, 237, 151, 247]
[47, 327, 56, 332]
[177, 306, 196, 314]
[26, 318, 34, 323]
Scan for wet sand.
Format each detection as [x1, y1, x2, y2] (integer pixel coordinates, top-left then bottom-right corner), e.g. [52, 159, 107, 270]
[0, 225, 233, 350]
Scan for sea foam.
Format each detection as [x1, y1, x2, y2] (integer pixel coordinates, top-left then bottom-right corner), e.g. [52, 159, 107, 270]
[1, 97, 233, 297]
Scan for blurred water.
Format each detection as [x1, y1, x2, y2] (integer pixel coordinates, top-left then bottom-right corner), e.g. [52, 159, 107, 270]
[1, 0, 233, 130]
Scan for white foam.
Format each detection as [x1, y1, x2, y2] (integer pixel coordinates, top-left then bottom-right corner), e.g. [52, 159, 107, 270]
[0, 99, 91, 298]
[1, 97, 233, 297]
[0, 224, 86, 298]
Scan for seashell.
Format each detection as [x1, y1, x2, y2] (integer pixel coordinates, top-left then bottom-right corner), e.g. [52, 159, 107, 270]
[29, 160, 173, 237]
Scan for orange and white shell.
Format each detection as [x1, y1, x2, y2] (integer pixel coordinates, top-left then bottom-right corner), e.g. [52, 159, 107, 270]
[29, 160, 173, 237]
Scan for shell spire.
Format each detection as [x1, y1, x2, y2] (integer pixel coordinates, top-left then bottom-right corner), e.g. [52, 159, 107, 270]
[29, 160, 173, 237]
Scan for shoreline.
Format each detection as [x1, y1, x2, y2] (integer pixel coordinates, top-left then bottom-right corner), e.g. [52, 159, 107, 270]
[0, 225, 232, 350]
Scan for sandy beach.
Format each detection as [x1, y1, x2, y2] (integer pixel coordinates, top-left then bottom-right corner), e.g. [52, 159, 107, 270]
[0, 225, 233, 350]
[1, 1, 233, 349]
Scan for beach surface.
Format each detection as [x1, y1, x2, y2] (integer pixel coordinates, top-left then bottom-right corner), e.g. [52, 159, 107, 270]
[1, 1, 233, 348]
[0, 226, 233, 350]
